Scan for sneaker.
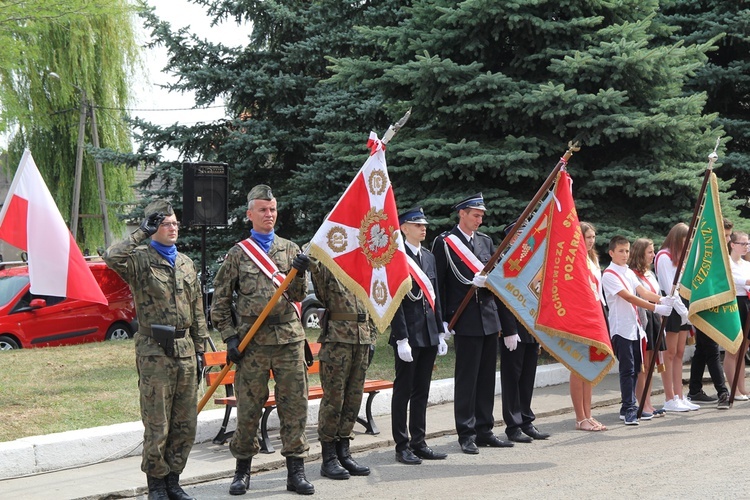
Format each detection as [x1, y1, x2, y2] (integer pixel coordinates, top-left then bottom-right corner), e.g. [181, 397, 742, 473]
[687, 390, 717, 403]
[663, 397, 689, 413]
[717, 392, 730, 410]
[624, 412, 639, 425]
[680, 397, 700, 411]
[652, 408, 667, 418]
[735, 393, 749, 401]
[640, 412, 653, 421]
[618, 415, 625, 421]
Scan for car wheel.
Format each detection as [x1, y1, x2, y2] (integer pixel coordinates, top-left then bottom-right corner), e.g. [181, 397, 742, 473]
[0, 335, 20, 350]
[106, 322, 133, 341]
[302, 308, 320, 329]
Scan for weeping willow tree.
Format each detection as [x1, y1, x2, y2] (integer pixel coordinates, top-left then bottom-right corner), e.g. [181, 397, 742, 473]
[0, 0, 141, 251]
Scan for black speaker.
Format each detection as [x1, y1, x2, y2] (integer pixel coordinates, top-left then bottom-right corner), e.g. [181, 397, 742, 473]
[183, 162, 229, 226]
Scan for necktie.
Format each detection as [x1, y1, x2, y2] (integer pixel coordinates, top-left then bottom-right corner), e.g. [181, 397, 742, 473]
[468, 237, 474, 252]
[415, 251, 422, 267]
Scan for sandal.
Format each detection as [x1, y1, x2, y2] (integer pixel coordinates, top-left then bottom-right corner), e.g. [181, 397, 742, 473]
[589, 417, 607, 431]
[576, 418, 601, 432]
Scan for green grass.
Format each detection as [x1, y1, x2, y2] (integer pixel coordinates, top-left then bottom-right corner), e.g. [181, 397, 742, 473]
[0, 327, 552, 443]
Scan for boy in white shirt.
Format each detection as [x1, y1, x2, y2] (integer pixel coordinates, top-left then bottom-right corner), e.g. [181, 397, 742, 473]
[602, 236, 674, 425]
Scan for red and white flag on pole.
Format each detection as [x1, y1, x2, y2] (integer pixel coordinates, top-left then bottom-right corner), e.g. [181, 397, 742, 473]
[308, 132, 411, 332]
[0, 150, 107, 304]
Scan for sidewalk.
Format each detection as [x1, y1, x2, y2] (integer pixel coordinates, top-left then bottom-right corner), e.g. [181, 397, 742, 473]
[3, 363, 716, 500]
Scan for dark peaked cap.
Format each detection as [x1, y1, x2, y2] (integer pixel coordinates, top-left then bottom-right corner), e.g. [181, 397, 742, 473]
[453, 193, 486, 212]
[398, 206, 429, 225]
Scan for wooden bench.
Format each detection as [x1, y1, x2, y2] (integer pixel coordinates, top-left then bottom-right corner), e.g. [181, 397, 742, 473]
[203, 342, 393, 453]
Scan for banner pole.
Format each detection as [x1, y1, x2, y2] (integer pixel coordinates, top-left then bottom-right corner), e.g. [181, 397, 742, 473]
[448, 141, 579, 331]
[637, 143, 718, 418]
[197, 268, 299, 413]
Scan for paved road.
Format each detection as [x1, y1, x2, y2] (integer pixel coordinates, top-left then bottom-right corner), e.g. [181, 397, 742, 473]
[164, 400, 750, 499]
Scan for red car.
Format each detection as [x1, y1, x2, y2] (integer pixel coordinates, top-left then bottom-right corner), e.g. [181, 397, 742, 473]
[0, 260, 137, 350]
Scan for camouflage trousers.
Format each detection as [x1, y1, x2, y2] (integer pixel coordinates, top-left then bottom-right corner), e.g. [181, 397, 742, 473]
[317, 341, 370, 443]
[136, 354, 197, 477]
[230, 341, 310, 459]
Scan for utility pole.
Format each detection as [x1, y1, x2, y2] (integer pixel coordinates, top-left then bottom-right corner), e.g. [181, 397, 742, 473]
[52, 73, 111, 247]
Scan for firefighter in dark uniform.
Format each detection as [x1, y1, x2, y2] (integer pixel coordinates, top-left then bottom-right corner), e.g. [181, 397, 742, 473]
[432, 193, 512, 454]
[390, 207, 449, 464]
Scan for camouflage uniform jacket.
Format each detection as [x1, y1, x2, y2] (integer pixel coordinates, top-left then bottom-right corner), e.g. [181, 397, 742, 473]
[309, 257, 375, 345]
[212, 236, 306, 345]
[103, 228, 209, 358]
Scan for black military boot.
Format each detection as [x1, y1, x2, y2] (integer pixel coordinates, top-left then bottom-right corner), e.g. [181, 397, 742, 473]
[320, 441, 350, 479]
[164, 472, 195, 500]
[146, 475, 169, 500]
[336, 438, 370, 476]
[286, 457, 315, 495]
[229, 458, 251, 495]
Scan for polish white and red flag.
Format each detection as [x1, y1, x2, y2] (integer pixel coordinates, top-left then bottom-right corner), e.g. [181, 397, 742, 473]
[0, 150, 107, 304]
[308, 132, 410, 332]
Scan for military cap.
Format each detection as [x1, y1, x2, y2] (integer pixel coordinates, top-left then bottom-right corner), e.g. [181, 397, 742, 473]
[144, 199, 174, 218]
[454, 193, 486, 212]
[399, 206, 429, 225]
[247, 184, 274, 202]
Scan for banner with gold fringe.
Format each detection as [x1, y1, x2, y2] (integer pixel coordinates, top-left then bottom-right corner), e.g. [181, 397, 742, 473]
[308, 132, 411, 332]
[679, 172, 742, 354]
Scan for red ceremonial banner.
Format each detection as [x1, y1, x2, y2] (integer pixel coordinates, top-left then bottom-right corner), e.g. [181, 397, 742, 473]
[535, 170, 612, 358]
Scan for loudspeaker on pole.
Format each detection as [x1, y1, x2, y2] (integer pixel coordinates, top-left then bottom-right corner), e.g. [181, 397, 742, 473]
[183, 162, 229, 226]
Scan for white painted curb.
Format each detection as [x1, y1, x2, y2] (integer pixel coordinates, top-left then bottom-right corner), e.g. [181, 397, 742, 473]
[0, 364, 574, 479]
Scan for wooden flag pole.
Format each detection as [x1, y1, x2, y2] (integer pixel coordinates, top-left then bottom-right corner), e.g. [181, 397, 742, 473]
[729, 304, 750, 405]
[637, 143, 718, 418]
[197, 267, 299, 413]
[447, 141, 579, 331]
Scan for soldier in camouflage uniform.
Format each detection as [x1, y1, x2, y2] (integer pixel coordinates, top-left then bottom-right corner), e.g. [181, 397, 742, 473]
[104, 200, 208, 500]
[211, 185, 313, 496]
[308, 255, 375, 480]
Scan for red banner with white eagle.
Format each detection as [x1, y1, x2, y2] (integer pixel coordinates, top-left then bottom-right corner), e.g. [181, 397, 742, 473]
[308, 132, 411, 332]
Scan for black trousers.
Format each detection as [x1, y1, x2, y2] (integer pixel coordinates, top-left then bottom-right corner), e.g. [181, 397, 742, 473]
[453, 334, 498, 442]
[689, 329, 728, 396]
[391, 344, 438, 451]
[500, 341, 539, 433]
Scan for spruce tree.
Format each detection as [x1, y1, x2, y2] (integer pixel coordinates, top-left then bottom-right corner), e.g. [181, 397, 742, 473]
[660, 0, 750, 223]
[320, 0, 733, 244]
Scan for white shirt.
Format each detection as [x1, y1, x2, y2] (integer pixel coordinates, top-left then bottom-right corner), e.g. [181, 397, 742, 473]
[654, 249, 676, 295]
[731, 258, 750, 297]
[602, 262, 644, 341]
[587, 257, 605, 306]
[405, 241, 421, 260]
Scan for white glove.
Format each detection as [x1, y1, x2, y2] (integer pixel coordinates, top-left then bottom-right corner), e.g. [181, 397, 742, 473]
[673, 299, 690, 324]
[396, 338, 413, 362]
[654, 304, 673, 317]
[442, 322, 455, 337]
[438, 333, 448, 356]
[472, 273, 487, 288]
[504, 334, 520, 352]
[659, 295, 677, 307]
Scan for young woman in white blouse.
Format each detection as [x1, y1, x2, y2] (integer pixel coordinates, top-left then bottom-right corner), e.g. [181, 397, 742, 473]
[569, 222, 608, 431]
[725, 231, 750, 400]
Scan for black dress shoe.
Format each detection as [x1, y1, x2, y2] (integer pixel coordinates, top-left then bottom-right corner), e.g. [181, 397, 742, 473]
[459, 439, 479, 455]
[411, 445, 447, 460]
[506, 428, 533, 444]
[522, 426, 550, 440]
[475, 434, 514, 448]
[395, 449, 422, 465]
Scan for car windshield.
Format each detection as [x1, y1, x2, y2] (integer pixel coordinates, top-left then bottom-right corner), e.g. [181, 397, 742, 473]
[0, 275, 29, 307]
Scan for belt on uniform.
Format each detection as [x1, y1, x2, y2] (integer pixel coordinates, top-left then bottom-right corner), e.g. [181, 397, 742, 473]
[241, 312, 297, 325]
[328, 312, 368, 322]
[139, 325, 187, 338]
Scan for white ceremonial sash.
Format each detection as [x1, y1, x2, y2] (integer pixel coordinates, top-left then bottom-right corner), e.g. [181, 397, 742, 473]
[408, 257, 436, 311]
[236, 238, 302, 319]
[444, 234, 483, 274]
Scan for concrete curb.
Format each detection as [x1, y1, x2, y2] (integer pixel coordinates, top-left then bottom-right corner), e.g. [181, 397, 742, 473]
[0, 363, 574, 480]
